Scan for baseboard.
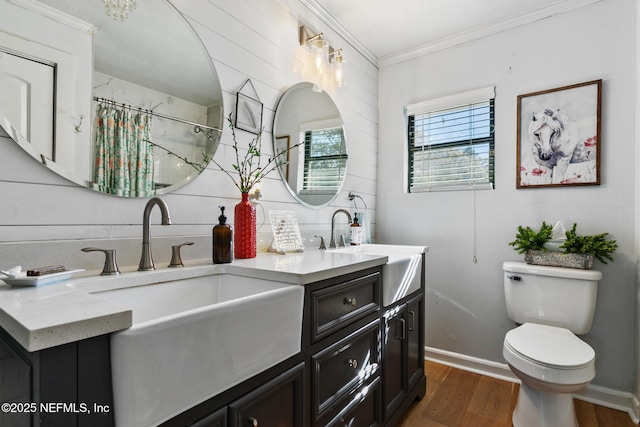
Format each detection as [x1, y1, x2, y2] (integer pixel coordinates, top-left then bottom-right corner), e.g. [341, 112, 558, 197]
[425, 346, 639, 424]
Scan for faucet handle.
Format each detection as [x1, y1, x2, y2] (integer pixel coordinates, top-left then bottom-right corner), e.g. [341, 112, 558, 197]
[314, 235, 326, 250]
[339, 234, 346, 247]
[81, 247, 120, 276]
[168, 242, 194, 268]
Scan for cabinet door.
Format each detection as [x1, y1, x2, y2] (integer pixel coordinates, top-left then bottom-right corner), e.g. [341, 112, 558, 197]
[228, 363, 304, 427]
[0, 331, 32, 427]
[382, 304, 407, 419]
[406, 294, 424, 391]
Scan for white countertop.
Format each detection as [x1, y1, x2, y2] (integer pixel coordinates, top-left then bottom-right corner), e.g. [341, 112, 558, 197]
[0, 250, 387, 352]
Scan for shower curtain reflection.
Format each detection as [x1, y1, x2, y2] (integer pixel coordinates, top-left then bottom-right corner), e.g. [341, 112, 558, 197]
[94, 104, 155, 197]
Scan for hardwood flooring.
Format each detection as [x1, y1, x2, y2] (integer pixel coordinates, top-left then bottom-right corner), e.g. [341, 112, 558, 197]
[397, 361, 636, 427]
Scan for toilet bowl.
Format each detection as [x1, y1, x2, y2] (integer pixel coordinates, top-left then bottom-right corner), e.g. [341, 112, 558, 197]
[503, 323, 596, 427]
[502, 262, 601, 427]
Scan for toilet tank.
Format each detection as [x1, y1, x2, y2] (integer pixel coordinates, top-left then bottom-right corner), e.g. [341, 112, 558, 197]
[503, 261, 602, 334]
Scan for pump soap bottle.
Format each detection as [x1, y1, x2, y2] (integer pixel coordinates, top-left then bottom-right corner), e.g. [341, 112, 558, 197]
[213, 206, 232, 264]
[350, 213, 363, 245]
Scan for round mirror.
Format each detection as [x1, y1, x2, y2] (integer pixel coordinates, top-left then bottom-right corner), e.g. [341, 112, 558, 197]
[273, 82, 347, 208]
[0, 0, 223, 197]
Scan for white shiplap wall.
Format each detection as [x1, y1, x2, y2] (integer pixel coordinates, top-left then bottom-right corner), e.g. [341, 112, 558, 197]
[0, 0, 378, 271]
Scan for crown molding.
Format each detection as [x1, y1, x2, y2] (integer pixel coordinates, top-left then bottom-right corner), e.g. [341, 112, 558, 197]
[379, 0, 602, 67]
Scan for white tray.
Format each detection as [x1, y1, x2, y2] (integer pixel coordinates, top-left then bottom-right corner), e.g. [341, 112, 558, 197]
[1, 269, 85, 287]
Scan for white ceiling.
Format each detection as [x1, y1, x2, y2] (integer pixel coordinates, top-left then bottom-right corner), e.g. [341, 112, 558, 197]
[308, 0, 601, 64]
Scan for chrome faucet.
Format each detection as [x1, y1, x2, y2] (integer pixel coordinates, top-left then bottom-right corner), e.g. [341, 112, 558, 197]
[329, 209, 352, 249]
[138, 197, 172, 271]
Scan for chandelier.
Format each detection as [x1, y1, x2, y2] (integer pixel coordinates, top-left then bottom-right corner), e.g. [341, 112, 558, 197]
[103, 0, 137, 21]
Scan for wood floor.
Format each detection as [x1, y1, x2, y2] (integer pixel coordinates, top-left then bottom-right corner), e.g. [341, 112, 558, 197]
[397, 361, 636, 427]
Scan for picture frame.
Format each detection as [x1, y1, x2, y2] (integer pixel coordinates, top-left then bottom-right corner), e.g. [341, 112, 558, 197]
[275, 135, 291, 181]
[516, 79, 602, 188]
[234, 79, 263, 134]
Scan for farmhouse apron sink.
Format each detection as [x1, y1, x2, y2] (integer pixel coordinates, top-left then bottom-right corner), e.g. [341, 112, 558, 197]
[92, 274, 304, 427]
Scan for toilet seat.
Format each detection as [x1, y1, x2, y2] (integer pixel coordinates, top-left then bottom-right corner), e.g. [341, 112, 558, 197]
[503, 323, 595, 385]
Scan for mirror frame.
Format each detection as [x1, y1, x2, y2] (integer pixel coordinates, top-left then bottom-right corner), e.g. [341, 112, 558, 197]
[272, 82, 347, 208]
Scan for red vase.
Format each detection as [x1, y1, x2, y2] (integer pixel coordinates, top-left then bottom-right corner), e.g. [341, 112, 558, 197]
[234, 193, 256, 258]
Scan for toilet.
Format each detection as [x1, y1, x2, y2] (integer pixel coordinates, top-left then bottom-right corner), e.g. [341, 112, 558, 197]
[502, 261, 602, 427]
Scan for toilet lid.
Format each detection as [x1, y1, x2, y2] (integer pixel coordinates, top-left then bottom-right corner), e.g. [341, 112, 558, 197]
[505, 323, 595, 369]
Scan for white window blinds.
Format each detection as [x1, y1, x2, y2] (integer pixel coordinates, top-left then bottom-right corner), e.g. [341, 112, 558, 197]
[406, 86, 495, 192]
[302, 127, 347, 192]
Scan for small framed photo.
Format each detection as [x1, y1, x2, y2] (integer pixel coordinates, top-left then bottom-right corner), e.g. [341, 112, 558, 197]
[275, 135, 290, 181]
[234, 92, 263, 134]
[516, 79, 602, 188]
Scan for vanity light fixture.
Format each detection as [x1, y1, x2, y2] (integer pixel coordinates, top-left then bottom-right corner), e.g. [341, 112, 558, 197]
[103, 0, 137, 21]
[330, 49, 346, 88]
[299, 26, 346, 88]
[299, 26, 329, 75]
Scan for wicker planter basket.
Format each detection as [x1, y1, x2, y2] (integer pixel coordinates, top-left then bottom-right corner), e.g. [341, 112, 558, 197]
[524, 250, 594, 270]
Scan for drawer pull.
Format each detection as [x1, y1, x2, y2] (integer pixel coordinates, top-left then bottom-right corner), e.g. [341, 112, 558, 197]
[409, 310, 416, 332]
[248, 417, 258, 426]
[343, 297, 357, 306]
[396, 318, 406, 340]
[347, 358, 358, 369]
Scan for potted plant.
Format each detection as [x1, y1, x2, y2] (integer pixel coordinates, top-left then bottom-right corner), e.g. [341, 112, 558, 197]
[509, 222, 617, 269]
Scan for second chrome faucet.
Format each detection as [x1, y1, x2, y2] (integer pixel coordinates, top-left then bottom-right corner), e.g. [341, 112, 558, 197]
[329, 209, 352, 249]
[139, 197, 172, 271]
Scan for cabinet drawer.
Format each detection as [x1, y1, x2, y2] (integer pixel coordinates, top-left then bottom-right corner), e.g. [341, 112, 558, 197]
[312, 319, 381, 420]
[311, 272, 380, 342]
[324, 376, 382, 427]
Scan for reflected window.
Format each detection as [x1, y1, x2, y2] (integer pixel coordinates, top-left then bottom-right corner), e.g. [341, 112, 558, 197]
[302, 127, 347, 192]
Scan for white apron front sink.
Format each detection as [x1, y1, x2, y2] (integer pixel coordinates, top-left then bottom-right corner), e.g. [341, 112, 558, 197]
[93, 274, 304, 427]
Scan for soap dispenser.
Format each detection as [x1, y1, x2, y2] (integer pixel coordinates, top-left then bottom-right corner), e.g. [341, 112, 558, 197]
[350, 213, 363, 245]
[213, 206, 232, 264]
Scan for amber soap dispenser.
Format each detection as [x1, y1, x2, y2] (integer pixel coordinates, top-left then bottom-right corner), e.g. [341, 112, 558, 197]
[213, 206, 232, 264]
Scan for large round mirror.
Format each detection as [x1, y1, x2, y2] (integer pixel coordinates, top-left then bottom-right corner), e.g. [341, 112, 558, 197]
[0, 0, 223, 197]
[273, 82, 347, 207]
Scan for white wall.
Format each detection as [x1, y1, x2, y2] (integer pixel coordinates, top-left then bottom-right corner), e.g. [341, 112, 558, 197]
[378, 0, 636, 398]
[0, 0, 378, 269]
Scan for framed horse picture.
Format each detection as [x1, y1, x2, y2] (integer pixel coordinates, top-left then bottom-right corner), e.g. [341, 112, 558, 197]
[516, 79, 602, 188]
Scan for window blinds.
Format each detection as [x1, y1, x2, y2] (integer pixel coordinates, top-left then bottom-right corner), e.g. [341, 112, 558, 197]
[302, 127, 347, 192]
[406, 86, 495, 192]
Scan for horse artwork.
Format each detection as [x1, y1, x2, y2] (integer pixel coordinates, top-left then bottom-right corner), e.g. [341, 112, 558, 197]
[528, 109, 597, 183]
[517, 80, 601, 188]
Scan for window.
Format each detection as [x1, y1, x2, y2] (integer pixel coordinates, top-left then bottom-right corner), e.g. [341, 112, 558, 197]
[302, 127, 347, 192]
[406, 86, 495, 192]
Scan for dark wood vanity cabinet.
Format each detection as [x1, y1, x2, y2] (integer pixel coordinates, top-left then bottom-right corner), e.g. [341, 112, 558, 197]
[0, 263, 425, 427]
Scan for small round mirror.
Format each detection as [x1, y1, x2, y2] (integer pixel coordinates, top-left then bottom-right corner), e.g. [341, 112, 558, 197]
[272, 83, 347, 208]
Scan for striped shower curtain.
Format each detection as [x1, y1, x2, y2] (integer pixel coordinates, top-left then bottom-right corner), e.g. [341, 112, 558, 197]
[94, 105, 155, 197]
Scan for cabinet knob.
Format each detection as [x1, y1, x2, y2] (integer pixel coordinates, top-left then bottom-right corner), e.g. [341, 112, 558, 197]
[248, 417, 258, 426]
[343, 297, 357, 306]
[347, 358, 358, 369]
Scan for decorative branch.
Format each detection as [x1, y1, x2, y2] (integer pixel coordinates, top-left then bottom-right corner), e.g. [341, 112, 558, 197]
[210, 113, 303, 193]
